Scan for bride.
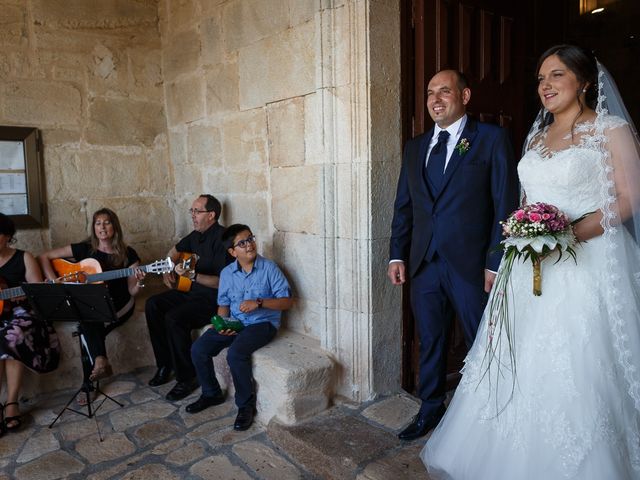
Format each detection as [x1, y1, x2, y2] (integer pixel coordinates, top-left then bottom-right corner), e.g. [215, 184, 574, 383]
[421, 44, 640, 479]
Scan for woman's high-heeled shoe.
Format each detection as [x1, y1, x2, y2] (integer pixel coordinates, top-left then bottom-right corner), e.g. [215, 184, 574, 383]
[4, 401, 22, 432]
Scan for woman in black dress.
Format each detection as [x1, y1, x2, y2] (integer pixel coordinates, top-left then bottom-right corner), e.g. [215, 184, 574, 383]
[39, 208, 144, 384]
[0, 213, 59, 433]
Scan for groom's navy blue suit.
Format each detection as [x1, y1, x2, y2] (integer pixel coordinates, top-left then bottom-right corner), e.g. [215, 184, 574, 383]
[390, 116, 518, 418]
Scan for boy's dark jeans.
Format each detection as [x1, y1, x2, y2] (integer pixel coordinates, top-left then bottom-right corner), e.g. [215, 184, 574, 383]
[191, 321, 277, 408]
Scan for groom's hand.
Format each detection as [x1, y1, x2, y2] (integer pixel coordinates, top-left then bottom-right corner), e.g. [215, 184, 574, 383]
[484, 269, 496, 293]
[388, 262, 406, 285]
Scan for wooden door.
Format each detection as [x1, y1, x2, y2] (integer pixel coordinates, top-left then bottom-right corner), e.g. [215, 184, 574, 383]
[400, 0, 528, 393]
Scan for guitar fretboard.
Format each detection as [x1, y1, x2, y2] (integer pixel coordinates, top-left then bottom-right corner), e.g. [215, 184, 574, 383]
[0, 286, 25, 300]
[85, 264, 153, 283]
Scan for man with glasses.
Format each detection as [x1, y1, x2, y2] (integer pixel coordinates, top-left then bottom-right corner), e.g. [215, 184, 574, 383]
[187, 223, 292, 431]
[145, 194, 230, 401]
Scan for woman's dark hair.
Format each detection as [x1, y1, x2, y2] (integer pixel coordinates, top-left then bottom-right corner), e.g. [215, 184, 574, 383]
[536, 44, 598, 132]
[0, 213, 16, 242]
[222, 224, 252, 250]
[90, 208, 128, 266]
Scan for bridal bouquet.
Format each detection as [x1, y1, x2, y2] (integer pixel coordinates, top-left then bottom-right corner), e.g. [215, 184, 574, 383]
[500, 202, 578, 296]
[483, 203, 582, 397]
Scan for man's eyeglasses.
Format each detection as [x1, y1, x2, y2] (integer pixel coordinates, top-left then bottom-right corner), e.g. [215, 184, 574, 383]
[233, 236, 256, 249]
[189, 208, 213, 215]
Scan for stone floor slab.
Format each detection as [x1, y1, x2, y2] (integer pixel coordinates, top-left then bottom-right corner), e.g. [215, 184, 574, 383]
[100, 380, 137, 398]
[16, 430, 59, 463]
[357, 443, 428, 480]
[360, 393, 420, 431]
[56, 417, 110, 442]
[0, 428, 31, 459]
[131, 418, 181, 447]
[203, 423, 262, 446]
[190, 454, 253, 480]
[129, 386, 162, 404]
[120, 463, 182, 480]
[165, 440, 207, 465]
[233, 440, 303, 480]
[150, 437, 187, 455]
[186, 416, 232, 440]
[110, 401, 176, 431]
[85, 452, 151, 480]
[75, 431, 137, 464]
[13, 450, 84, 480]
[267, 410, 399, 480]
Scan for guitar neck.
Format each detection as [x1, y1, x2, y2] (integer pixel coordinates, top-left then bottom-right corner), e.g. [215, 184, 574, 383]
[0, 286, 25, 300]
[86, 265, 149, 283]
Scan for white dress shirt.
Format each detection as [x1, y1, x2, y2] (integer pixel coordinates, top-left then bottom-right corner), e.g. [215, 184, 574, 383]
[425, 115, 467, 172]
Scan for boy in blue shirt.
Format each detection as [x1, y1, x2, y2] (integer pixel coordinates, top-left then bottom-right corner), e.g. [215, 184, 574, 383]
[188, 224, 293, 430]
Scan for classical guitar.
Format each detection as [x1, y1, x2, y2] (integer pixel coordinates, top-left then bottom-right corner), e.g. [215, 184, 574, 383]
[175, 252, 199, 292]
[52, 257, 175, 284]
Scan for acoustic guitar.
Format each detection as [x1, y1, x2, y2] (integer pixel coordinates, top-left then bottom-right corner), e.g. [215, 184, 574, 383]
[175, 252, 199, 292]
[52, 257, 175, 284]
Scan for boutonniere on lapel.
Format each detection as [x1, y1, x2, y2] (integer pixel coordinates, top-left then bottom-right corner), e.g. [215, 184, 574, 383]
[455, 138, 470, 155]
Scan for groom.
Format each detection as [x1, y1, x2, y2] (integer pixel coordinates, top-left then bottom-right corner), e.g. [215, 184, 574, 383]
[389, 70, 518, 440]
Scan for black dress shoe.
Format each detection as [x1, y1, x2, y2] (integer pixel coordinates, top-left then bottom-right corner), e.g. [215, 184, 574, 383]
[165, 378, 199, 401]
[398, 405, 446, 441]
[233, 406, 255, 431]
[148, 366, 173, 387]
[186, 393, 226, 413]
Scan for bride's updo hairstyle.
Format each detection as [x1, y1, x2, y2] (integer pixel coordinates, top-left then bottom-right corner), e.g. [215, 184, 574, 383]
[536, 44, 598, 132]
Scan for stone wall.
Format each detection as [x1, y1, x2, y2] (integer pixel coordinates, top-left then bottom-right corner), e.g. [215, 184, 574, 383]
[0, 0, 172, 260]
[159, 0, 403, 401]
[0, 0, 403, 404]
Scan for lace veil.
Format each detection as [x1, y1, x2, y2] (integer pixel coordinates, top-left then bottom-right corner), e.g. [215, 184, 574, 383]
[525, 62, 640, 414]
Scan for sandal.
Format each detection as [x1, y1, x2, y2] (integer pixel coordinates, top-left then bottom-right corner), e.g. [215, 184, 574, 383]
[4, 401, 22, 432]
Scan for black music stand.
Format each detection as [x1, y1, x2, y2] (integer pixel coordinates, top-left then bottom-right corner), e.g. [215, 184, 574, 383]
[21, 283, 124, 440]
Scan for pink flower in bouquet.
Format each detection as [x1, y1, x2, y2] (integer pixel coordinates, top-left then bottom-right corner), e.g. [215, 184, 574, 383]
[529, 212, 542, 222]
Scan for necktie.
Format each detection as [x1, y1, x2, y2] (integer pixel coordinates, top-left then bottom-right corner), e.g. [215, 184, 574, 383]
[425, 130, 450, 193]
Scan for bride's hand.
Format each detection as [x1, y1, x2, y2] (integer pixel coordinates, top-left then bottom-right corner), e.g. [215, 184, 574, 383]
[484, 270, 496, 293]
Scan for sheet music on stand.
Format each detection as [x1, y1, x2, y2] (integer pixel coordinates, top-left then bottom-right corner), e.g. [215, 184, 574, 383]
[21, 282, 124, 441]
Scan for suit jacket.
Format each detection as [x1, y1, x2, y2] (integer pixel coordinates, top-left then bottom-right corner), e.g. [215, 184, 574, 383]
[389, 117, 519, 282]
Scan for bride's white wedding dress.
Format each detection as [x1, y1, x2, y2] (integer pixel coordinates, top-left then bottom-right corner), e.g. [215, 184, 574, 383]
[421, 116, 640, 479]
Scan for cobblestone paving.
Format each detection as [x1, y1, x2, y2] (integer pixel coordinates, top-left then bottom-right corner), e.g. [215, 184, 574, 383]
[0, 367, 430, 479]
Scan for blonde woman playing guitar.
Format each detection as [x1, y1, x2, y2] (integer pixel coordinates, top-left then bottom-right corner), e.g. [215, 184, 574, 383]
[39, 208, 145, 389]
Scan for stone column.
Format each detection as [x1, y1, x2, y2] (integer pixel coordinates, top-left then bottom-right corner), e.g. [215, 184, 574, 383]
[318, 0, 402, 401]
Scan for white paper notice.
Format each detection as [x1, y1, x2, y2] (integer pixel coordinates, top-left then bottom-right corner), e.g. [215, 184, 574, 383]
[0, 194, 28, 215]
[0, 141, 25, 171]
[0, 173, 27, 194]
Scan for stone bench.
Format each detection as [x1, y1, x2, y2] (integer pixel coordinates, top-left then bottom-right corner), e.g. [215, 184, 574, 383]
[21, 281, 336, 426]
[207, 328, 336, 425]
